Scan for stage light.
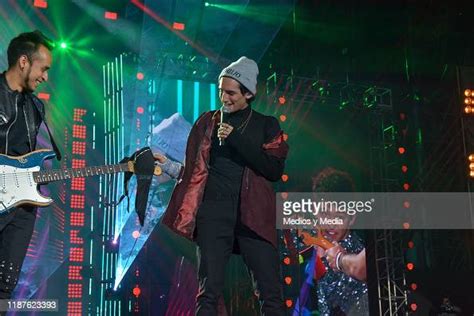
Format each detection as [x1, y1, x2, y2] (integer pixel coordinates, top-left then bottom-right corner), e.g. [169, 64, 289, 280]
[398, 147, 406, 154]
[403, 201, 410, 208]
[136, 72, 144, 80]
[278, 96, 286, 105]
[399, 112, 406, 120]
[465, 89, 471, 97]
[279, 114, 287, 122]
[132, 230, 140, 239]
[283, 257, 291, 265]
[411, 283, 417, 291]
[33, 0, 47, 9]
[406, 262, 414, 271]
[285, 299, 293, 308]
[104, 11, 118, 20]
[284, 276, 292, 285]
[408, 241, 415, 249]
[38, 92, 50, 100]
[403, 183, 410, 191]
[136, 106, 144, 114]
[401, 165, 408, 173]
[132, 285, 141, 298]
[59, 42, 68, 49]
[281, 174, 289, 182]
[410, 303, 417, 311]
[465, 106, 472, 114]
[205, 2, 210, 6]
[470, 157, 474, 178]
[464, 98, 471, 105]
[403, 222, 410, 229]
[172, 22, 185, 31]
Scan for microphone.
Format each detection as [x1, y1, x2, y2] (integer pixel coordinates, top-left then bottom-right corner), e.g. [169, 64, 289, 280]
[219, 105, 228, 146]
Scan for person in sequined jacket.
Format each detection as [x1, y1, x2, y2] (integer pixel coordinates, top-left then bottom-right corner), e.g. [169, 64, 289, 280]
[313, 168, 368, 315]
[0, 30, 54, 299]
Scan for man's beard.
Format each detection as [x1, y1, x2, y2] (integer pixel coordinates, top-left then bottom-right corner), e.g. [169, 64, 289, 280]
[23, 67, 34, 92]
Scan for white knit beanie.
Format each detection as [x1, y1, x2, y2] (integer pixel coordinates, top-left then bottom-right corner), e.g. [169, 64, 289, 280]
[219, 56, 259, 95]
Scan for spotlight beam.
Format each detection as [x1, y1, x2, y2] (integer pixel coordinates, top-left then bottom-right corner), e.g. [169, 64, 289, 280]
[130, 0, 218, 64]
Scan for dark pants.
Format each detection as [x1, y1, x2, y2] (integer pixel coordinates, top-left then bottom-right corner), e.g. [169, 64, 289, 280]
[195, 198, 285, 316]
[0, 206, 37, 299]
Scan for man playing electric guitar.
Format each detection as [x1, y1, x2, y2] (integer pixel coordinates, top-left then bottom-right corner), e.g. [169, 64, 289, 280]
[0, 31, 56, 299]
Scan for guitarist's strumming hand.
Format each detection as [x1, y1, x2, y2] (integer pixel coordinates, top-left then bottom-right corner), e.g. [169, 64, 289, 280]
[153, 153, 182, 179]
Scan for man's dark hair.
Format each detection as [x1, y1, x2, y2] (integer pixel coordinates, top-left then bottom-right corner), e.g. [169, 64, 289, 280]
[7, 30, 54, 69]
[312, 167, 355, 192]
[238, 82, 256, 104]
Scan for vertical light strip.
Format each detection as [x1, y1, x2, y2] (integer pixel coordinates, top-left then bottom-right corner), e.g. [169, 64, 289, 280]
[177, 80, 183, 114]
[210, 83, 217, 110]
[194, 82, 200, 122]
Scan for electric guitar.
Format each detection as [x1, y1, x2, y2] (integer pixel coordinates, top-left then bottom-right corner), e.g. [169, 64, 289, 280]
[0, 149, 162, 214]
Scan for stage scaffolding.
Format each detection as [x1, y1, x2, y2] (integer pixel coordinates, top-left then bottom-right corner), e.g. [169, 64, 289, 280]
[267, 73, 410, 315]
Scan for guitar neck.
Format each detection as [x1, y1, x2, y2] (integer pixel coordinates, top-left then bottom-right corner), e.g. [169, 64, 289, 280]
[33, 163, 131, 184]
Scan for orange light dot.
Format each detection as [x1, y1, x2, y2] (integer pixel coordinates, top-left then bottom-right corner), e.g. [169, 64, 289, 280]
[398, 147, 405, 154]
[284, 276, 292, 285]
[132, 285, 141, 297]
[410, 303, 417, 311]
[465, 89, 471, 97]
[469, 154, 474, 161]
[406, 262, 414, 271]
[279, 114, 287, 122]
[408, 241, 415, 248]
[403, 222, 410, 229]
[136, 72, 144, 80]
[470, 171, 474, 178]
[403, 183, 410, 191]
[464, 98, 471, 105]
[285, 299, 293, 308]
[278, 96, 286, 105]
[281, 192, 288, 199]
[132, 230, 140, 239]
[401, 165, 408, 173]
[281, 174, 289, 182]
[283, 257, 291, 265]
[137, 106, 144, 114]
[283, 133, 289, 141]
[465, 106, 472, 114]
[411, 283, 417, 291]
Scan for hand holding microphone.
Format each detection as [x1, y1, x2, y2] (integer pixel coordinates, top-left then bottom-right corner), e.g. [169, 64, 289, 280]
[218, 105, 233, 146]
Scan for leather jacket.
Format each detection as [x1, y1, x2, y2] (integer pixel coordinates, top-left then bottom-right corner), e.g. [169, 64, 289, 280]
[0, 72, 44, 155]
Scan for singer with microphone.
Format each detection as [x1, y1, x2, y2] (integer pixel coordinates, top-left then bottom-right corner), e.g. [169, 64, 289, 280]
[157, 56, 289, 315]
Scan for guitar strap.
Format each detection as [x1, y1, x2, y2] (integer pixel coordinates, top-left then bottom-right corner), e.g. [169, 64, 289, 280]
[119, 147, 155, 226]
[31, 96, 62, 161]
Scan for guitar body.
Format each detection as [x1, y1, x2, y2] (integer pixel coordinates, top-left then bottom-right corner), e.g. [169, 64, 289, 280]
[0, 150, 56, 214]
[0, 147, 161, 216]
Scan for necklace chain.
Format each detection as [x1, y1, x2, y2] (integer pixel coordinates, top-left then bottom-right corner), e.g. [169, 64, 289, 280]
[235, 109, 252, 133]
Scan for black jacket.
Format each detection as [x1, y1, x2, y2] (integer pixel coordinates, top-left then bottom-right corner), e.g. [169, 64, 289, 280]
[0, 72, 44, 156]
